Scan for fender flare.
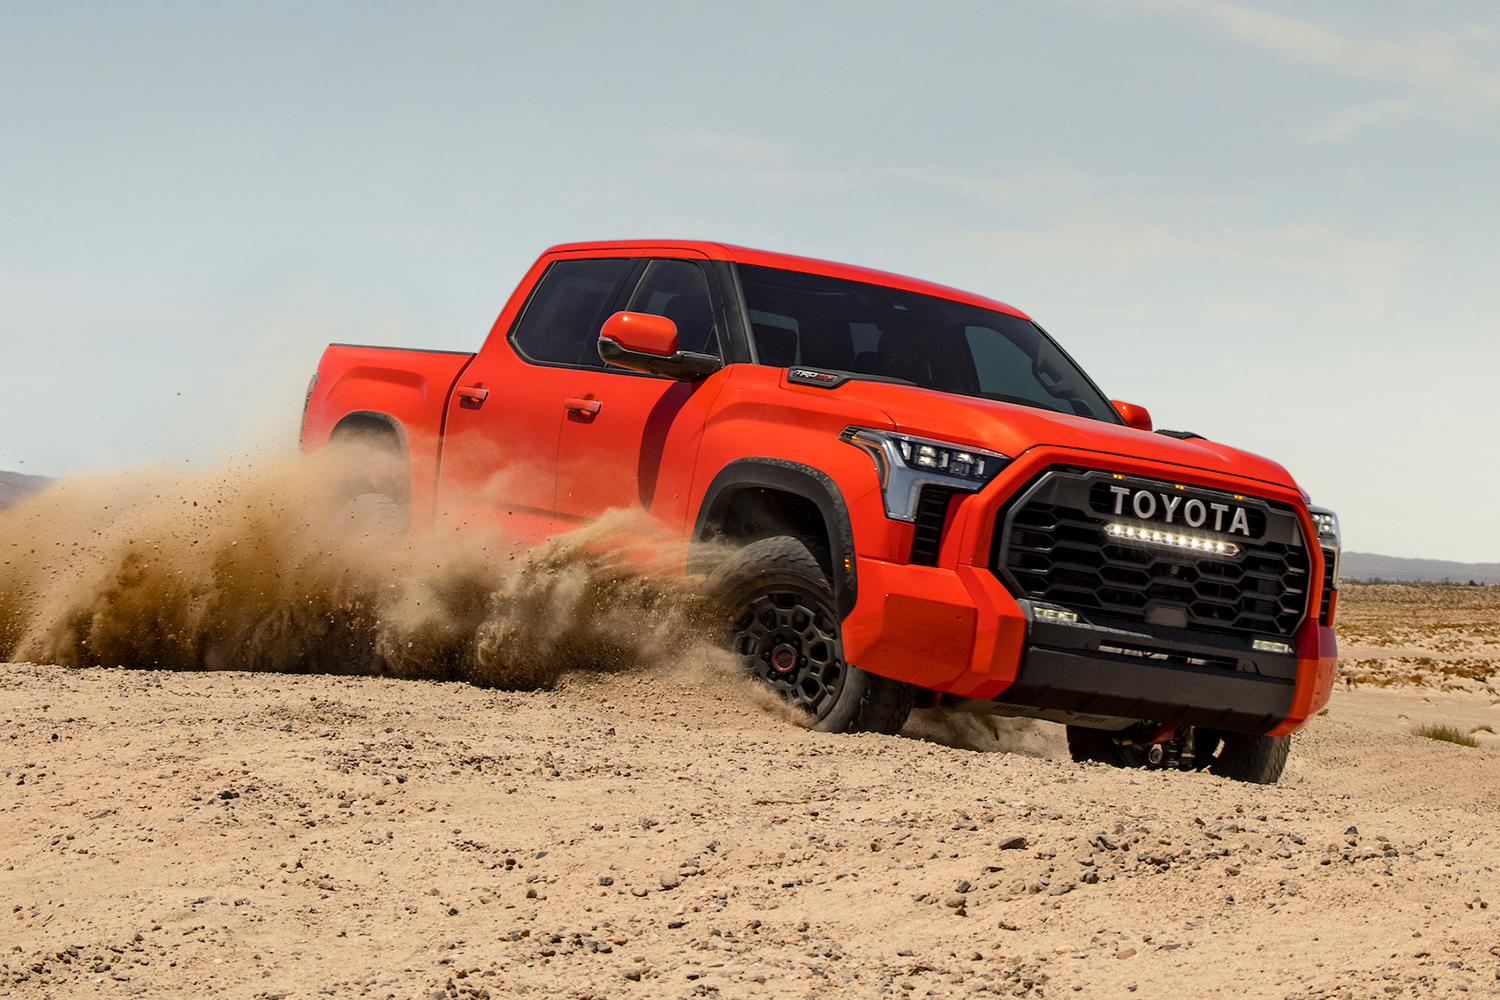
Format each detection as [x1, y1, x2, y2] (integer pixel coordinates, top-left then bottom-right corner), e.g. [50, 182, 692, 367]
[694, 457, 858, 618]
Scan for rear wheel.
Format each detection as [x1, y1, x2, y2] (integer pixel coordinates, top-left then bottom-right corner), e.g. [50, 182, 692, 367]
[708, 535, 914, 734]
[336, 492, 407, 545]
[325, 419, 410, 542]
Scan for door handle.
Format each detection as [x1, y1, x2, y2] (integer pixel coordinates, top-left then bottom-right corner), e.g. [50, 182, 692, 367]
[563, 396, 602, 417]
[455, 385, 488, 408]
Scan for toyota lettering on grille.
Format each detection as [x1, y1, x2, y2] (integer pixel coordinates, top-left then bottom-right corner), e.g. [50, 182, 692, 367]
[1105, 485, 1252, 536]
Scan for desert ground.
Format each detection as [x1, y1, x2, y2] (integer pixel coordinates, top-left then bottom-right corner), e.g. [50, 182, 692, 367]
[2, 584, 1499, 999]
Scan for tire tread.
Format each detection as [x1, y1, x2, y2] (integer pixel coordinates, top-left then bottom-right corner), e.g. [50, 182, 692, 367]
[1066, 726, 1145, 768]
[1208, 732, 1290, 784]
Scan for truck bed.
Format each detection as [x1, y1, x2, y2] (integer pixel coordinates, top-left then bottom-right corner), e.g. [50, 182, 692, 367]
[300, 343, 475, 522]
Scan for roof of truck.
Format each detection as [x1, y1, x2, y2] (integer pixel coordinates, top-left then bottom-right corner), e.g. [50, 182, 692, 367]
[542, 240, 1032, 321]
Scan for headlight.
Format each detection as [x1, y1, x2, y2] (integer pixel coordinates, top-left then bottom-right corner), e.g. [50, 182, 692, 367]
[1308, 506, 1339, 545]
[1308, 504, 1340, 587]
[839, 426, 1011, 522]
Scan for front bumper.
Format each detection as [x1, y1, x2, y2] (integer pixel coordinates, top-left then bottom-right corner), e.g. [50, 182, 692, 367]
[840, 446, 1338, 736]
[1003, 611, 1295, 734]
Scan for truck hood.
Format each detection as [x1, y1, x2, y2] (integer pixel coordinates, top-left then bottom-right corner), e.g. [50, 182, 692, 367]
[833, 381, 1300, 492]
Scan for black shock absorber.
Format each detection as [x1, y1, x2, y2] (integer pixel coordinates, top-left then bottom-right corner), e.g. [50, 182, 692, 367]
[1176, 728, 1197, 771]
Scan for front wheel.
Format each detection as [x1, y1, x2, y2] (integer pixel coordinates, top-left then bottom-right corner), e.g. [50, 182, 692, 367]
[1065, 725, 1149, 768]
[1198, 730, 1291, 784]
[707, 535, 914, 734]
[1066, 724, 1290, 784]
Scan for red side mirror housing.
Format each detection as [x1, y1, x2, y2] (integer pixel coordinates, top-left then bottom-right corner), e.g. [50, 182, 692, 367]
[597, 311, 723, 382]
[1112, 400, 1152, 432]
[600, 311, 677, 357]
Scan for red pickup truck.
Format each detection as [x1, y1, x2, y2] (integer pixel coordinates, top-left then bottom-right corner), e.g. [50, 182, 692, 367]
[301, 240, 1340, 783]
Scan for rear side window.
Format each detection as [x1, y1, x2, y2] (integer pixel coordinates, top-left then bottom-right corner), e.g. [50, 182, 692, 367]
[625, 259, 721, 357]
[511, 258, 631, 366]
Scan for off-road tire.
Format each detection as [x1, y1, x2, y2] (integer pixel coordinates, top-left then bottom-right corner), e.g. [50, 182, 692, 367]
[1065, 726, 1148, 768]
[327, 421, 410, 511]
[336, 492, 407, 546]
[707, 535, 914, 735]
[325, 421, 410, 541]
[1201, 731, 1291, 784]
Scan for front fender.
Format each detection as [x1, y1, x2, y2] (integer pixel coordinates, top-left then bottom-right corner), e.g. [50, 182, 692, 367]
[694, 458, 859, 618]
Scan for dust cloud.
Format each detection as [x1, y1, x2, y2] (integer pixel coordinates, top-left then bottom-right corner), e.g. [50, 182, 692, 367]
[903, 707, 1065, 758]
[0, 447, 745, 696]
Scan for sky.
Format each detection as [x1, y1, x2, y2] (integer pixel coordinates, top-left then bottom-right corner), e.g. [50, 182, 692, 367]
[1, 0, 1497, 560]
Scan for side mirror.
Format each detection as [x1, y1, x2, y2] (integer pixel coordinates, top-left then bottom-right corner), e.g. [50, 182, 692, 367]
[600, 310, 677, 356]
[1111, 400, 1152, 432]
[598, 311, 722, 381]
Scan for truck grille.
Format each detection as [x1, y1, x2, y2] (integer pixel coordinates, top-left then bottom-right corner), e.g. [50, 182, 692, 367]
[994, 469, 1311, 638]
[909, 486, 962, 566]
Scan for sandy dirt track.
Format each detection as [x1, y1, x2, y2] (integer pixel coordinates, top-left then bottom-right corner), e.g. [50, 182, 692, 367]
[3, 587, 1500, 999]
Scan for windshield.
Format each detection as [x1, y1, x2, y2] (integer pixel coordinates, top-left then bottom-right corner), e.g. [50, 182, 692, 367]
[738, 264, 1120, 423]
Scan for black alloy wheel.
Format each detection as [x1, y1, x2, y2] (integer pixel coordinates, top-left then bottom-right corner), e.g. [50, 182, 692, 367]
[733, 586, 847, 718]
[706, 535, 914, 735]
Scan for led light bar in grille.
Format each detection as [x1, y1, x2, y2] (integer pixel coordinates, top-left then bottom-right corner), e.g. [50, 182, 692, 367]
[1105, 523, 1240, 557]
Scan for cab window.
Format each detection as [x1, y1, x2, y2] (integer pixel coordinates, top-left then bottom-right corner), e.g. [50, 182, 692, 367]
[624, 259, 721, 358]
[511, 258, 632, 366]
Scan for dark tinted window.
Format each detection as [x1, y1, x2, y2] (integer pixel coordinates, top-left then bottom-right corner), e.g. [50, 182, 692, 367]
[625, 259, 720, 357]
[511, 258, 631, 366]
[739, 264, 1118, 422]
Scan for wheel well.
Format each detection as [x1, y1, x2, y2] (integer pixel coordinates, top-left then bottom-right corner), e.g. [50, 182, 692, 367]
[327, 412, 410, 503]
[704, 487, 833, 578]
[694, 459, 858, 618]
[329, 411, 402, 449]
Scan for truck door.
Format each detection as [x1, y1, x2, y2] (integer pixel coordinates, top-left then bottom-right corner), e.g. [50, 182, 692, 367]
[437, 256, 635, 544]
[554, 256, 730, 534]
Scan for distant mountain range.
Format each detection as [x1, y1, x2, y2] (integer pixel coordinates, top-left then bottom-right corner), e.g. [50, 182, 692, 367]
[1339, 551, 1500, 585]
[0, 470, 52, 507]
